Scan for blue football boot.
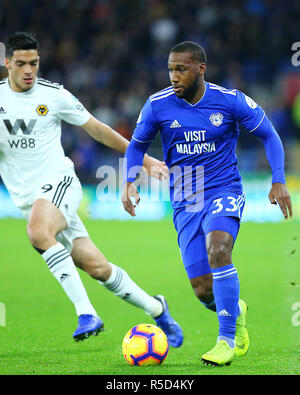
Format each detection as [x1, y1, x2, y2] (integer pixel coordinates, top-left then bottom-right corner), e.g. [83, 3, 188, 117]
[73, 314, 104, 342]
[153, 295, 183, 348]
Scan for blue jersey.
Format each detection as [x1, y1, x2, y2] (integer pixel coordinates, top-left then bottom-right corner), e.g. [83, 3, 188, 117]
[132, 81, 265, 209]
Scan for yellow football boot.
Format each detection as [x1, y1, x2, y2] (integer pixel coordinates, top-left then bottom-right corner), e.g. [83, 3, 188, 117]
[235, 299, 249, 357]
[202, 340, 234, 366]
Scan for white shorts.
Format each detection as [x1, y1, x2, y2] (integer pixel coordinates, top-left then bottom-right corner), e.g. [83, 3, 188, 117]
[21, 170, 89, 253]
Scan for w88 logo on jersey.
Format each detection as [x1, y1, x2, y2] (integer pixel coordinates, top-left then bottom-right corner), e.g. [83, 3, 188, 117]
[8, 138, 36, 149]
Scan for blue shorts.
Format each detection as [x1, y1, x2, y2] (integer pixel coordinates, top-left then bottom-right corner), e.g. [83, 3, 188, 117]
[173, 192, 246, 280]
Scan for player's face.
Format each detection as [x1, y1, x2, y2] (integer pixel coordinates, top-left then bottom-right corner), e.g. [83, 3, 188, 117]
[5, 50, 40, 92]
[168, 52, 206, 102]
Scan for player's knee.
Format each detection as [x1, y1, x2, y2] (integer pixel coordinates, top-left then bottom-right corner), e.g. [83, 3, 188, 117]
[207, 242, 232, 269]
[26, 223, 53, 250]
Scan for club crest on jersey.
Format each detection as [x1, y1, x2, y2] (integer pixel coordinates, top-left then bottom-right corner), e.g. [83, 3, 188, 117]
[209, 112, 223, 127]
[36, 105, 49, 116]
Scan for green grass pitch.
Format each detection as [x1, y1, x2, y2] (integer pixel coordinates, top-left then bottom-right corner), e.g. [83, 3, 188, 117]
[0, 218, 299, 375]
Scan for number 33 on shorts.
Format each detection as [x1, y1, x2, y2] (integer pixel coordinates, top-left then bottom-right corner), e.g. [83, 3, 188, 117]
[211, 193, 246, 219]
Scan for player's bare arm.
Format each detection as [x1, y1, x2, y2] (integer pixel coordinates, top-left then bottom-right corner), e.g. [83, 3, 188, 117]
[268, 182, 293, 219]
[82, 115, 168, 180]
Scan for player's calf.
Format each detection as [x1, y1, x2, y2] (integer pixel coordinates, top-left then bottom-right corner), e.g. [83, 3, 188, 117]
[85, 264, 112, 282]
[72, 238, 163, 317]
[190, 274, 216, 312]
[71, 237, 112, 281]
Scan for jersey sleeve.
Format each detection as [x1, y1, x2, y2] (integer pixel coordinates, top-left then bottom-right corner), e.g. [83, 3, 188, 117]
[132, 98, 160, 143]
[251, 115, 286, 184]
[234, 90, 265, 132]
[57, 88, 91, 126]
[123, 98, 159, 183]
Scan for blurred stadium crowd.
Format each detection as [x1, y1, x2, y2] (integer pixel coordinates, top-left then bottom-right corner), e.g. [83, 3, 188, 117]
[1, 0, 300, 183]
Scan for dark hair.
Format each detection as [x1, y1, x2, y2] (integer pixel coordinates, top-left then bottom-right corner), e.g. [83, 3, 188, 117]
[170, 41, 207, 63]
[6, 32, 39, 58]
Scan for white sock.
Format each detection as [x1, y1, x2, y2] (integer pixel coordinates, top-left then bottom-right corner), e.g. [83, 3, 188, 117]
[99, 263, 163, 318]
[42, 243, 97, 317]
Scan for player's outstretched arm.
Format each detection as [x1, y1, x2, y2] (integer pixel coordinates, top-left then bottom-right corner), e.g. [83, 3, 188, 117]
[250, 115, 293, 219]
[82, 115, 167, 180]
[82, 115, 130, 153]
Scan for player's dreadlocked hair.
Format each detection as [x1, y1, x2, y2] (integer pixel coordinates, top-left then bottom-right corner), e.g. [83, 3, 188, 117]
[170, 41, 207, 64]
[6, 32, 40, 58]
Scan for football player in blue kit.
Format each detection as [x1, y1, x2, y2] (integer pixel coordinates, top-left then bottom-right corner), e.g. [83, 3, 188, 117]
[122, 41, 293, 366]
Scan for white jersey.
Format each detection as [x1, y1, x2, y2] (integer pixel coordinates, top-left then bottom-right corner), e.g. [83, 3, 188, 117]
[0, 78, 91, 209]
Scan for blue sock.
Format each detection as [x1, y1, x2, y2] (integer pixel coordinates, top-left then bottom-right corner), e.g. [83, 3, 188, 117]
[201, 299, 241, 314]
[212, 264, 240, 345]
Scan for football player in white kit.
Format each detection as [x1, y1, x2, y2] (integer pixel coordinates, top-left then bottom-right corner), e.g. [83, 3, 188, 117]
[0, 32, 183, 347]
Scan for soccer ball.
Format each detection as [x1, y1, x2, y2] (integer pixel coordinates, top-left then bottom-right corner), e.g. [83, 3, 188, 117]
[122, 323, 169, 366]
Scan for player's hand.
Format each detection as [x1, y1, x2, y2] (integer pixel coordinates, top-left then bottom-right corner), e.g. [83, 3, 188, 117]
[122, 182, 140, 217]
[142, 155, 169, 180]
[268, 183, 293, 219]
